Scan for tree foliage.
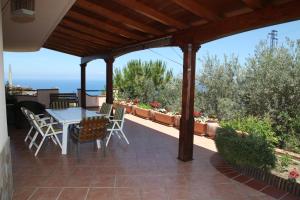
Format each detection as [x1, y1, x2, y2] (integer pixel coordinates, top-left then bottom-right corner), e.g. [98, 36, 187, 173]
[114, 59, 174, 104]
[197, 39, 300, 148]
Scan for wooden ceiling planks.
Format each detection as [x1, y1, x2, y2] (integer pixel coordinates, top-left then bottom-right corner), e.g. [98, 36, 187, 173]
[61, 19, 129, 44]
[67, 10, 145, 41]
[171, 0, 221, 21]
[115, 0, 187, 29]
[173, 0, 300, 44]
[75, 0, 163, 35]
[44, 0, 300, 58]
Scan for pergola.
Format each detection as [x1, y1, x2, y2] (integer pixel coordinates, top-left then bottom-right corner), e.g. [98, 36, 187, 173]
[43, 0, 300, 161]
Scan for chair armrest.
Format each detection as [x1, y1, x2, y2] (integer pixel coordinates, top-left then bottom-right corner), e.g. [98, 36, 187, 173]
[36, 114, 45, 117]
[40, 122, 60, 127]
[38, 117, 51, 121]
[109, 119, 122, 122]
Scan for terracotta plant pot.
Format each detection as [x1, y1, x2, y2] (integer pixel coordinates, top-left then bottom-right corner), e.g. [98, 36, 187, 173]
[194, 121, 207, 136]
[113, 101, 123, 109]
[124, 104, 132, 114]
[206, 122, 220, 139]
[174, 115, 181, 129]
[153, 111, 174, 126]
[134, 107, 152, 119]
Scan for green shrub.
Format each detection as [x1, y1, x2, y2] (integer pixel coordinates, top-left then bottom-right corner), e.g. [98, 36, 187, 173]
[137, 103, 151, 110]
[291, 116, 300, 135]
[277, 154, 293, 172]
[220, 116, 278, 145]
[284, 133, 300, 154]
[215, 127, 276, 170]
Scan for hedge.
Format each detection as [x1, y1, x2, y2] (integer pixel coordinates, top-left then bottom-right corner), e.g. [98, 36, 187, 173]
[215, 127, 276, 170]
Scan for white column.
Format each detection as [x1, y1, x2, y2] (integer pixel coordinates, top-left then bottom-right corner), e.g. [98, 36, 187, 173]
[0, 6, 9, 152]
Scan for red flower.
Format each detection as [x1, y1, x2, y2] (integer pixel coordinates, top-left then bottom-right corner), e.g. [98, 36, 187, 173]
[150, 101, 161, 108]
[288, 168, 299, 179]
[193, 111, 202, 117]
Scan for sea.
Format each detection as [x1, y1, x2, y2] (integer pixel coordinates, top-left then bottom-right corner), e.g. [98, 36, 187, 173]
[12, 79, 106, 96]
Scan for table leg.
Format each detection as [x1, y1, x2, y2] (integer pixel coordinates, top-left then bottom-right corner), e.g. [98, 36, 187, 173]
[62, 123, 69, 155]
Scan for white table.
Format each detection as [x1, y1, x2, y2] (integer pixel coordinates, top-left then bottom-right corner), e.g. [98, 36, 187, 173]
[46, 107, 103, 155]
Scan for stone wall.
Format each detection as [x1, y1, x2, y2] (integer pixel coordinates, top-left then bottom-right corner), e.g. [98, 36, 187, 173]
[0, 138, 13, 200]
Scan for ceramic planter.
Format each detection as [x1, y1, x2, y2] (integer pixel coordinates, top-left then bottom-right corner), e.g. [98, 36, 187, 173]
[194, 121, 207, 136]
[134, 107, 152, 119]
[206, 122, 220, 139]
[124, 104, 133, 114]
[153, 111, 174, 126]
[174, 115, 181, 129]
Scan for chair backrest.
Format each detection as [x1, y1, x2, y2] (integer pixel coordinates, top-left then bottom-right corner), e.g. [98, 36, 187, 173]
[99, 103, 112, 117]
[77, 117, 109, 142]
[50, 101, 70, 109]
[27, 110, 45, 135]
[113, 107, 125, 129]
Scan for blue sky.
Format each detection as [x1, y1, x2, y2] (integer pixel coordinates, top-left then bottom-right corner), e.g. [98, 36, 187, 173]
[3, 20, 300, 81]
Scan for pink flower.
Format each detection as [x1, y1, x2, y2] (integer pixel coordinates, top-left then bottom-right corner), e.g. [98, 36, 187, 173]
[193, 111, 202, 117]
[288, 168, 299, 180]
[150, 101, 161, 108]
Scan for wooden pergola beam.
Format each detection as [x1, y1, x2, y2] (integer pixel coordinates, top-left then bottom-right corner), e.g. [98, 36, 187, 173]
[116, 0, 187, 29]
[45, 44, 83, 57]
[68, 10, 144, 41]
[61, 19, 128, 44]
[242, 0, 264, 9]
[47, 36, 95, 52]
[112, 36, 173, 57]
[173, 0, 300, 44]
[76, 0, 163, 35]
[55, 26, 116, 48]
[171, 0, 221, 21]
[51, 32, 105, 50]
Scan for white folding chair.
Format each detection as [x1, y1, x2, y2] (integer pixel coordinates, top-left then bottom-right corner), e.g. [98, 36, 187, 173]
[98, 103, 113, 118]
[105, 107, 129, 147]
[21, 107, 51, 145]
[27, 111, 62, 156]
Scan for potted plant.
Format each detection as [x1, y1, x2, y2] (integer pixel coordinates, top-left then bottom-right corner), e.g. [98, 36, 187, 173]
[152, 108, 175, 126]
[134, 103, 152, 119]
[122, 99, 134, 114]
[194, 111, 208, 136]
[174, 114, 181, 129]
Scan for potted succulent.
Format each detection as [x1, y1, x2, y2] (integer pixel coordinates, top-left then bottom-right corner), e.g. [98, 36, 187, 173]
[194, 111, 208, 136]
[134, 103, 152, 119]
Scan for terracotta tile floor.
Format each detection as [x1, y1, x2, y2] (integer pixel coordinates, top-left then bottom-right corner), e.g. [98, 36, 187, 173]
[10, 114, 281, 200]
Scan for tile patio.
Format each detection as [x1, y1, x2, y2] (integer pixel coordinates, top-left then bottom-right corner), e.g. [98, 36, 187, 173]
[10, 114, 280, 200]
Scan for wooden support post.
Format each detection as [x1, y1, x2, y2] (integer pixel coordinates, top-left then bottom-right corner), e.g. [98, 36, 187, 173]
[80, 63, 87, 108]
[178, 43, 199, 161]
[104, 57, 114, 104]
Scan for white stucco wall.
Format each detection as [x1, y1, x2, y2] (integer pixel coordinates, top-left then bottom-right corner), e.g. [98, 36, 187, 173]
[0, 7, 8, 152]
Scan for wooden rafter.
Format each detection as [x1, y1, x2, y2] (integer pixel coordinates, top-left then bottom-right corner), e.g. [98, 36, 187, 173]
[116, 0, 187, 29]
[47, 37, 97, 54]
[68, 10, 144, 40]
[173, 0, 300, 44]
[45, 43, 84, 57]
[61, 19, 128, 44]
[50, 32, 105, 50]
[76, 0, 163, 35]
[242, 0, 264, 9]
[171, 0, 221, 21]
[55, 26, 116, 48]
